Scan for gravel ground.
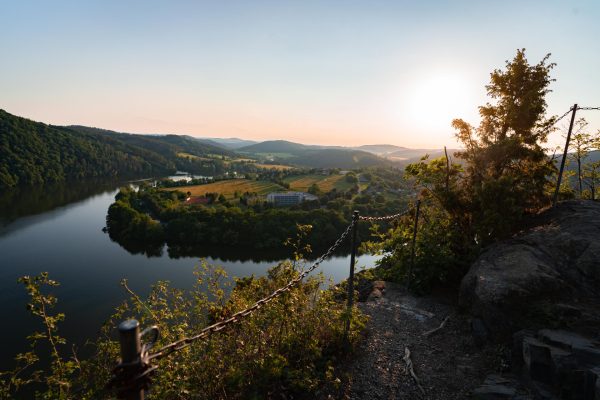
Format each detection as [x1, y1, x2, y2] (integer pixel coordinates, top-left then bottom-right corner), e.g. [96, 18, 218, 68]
[320, 282, 504, 400]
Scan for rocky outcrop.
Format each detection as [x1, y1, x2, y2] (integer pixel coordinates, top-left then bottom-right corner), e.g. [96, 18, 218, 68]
[474, 329, 600, 399]
[460, 200, 600, 338]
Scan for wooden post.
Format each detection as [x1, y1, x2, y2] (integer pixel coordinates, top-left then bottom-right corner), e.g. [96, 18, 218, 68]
[118, 319, 144, 400]
[553, 104, 578, 207]
[407, 200, 421, 290]
[344, 210, 359, 343]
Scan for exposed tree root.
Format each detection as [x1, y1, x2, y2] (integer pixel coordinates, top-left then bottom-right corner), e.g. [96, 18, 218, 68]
[423, 315, 450, 337]
[403, 347, 425, 395]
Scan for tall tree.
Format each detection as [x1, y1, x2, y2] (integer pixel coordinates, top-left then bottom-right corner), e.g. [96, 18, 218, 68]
[451, 49, 556, 243]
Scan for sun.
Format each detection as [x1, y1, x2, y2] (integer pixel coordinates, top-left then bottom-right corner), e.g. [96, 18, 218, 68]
[398, 71, 479, 138]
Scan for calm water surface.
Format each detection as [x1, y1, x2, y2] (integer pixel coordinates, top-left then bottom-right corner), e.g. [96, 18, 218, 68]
[0, 181, 378, 369]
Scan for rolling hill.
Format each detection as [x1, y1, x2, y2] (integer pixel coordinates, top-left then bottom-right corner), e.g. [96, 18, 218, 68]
[199, 137, 259, 150]
[353, 144, 407, 155]
[238, 140, 388, 169]
[238, 140, 321, 154]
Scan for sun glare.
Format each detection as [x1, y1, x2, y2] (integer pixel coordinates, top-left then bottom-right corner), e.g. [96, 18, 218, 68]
[398, 72, 480, 139]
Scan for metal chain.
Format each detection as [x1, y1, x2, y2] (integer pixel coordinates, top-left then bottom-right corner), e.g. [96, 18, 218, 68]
[147, 220, 356, 361]
[552, 108, 574, 126]
[359, 208, 411, 222]
[552, 106, 599, 129]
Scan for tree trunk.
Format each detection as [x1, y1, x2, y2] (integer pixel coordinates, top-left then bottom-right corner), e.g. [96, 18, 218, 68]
[578, 157, 582, 197]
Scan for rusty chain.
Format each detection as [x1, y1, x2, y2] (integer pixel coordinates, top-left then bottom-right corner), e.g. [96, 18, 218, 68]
[146, 220, 356, 361]
[359, 208, 411, 222]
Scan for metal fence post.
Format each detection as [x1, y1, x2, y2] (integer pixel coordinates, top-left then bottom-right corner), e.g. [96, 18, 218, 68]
[553, 104, 578, 207]
[407, 199, 421, 291]
[344, 210, 359, 342]
[118, 319, 144, 400]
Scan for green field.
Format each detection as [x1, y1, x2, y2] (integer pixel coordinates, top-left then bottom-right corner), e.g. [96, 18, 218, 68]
[176, 152, 212, 161]
[284, 174, 353, 192]
[164, 179, 283, 199]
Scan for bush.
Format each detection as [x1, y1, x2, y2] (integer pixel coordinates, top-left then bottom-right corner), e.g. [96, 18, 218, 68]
[0, 262, 366, 399]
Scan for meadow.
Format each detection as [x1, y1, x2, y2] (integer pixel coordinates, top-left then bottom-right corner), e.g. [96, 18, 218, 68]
[165, 179, 283, 199]
[284, 174, 353, 192]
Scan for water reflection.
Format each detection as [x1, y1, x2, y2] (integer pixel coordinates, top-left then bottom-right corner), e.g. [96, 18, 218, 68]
[0, 180, 120, 235]
[0, 180, 379, 371]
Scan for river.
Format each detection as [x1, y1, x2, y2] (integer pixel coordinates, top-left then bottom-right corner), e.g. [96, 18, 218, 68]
[0, 179, 379, 369]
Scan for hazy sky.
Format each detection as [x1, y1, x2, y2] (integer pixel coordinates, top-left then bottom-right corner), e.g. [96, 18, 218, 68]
[1, 0, 599, 148]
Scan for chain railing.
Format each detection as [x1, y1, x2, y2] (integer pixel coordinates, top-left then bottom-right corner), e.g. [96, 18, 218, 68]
[109, 205, 416, 399]
[578, 106, 600, 111]
[147, 220, 356, 361]
[552, 107, 575, 127]
[359, 209, 411, 221]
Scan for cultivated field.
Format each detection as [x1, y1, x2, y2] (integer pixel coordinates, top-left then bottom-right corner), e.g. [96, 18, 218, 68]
[176, 152, 212, 161]
[164, 179, 283, 199]
[254, 163, 295, 170]
[284, 174, 353, 192]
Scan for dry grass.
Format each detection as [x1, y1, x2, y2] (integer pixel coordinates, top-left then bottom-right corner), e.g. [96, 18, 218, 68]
[254, 163, 295, 171]
[164, 179, 283, 199]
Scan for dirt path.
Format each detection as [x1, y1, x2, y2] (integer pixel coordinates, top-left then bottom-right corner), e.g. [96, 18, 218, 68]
[321, 282, 502, 400]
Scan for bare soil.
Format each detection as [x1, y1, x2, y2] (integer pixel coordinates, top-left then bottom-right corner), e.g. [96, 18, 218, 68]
[319, 282, 505, 400]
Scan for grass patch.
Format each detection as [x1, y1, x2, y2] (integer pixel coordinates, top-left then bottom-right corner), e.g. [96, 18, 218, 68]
[284, 174, 353, 192]
[176, 152, 211, 161]
[164, 179, 284, 199]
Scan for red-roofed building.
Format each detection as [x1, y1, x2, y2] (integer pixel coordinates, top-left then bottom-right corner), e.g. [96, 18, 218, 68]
[185, 196, 210, 205]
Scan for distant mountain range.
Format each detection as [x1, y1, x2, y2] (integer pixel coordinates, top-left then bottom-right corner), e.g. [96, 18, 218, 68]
[199, 137, 259, 150]
[235, 140, 460, 168]
[236, 140, 387, 169]
[352, 144, 408, 155]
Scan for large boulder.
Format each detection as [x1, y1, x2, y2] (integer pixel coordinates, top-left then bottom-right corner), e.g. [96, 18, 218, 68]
[460, 200, 600, 338]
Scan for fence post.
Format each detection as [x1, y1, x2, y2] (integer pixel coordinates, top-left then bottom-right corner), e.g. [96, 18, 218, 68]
[118, 319, 144, 400]
[553, 104, 578, 207]
[407, 199, 421, 290]
[344, 210, 360, 343]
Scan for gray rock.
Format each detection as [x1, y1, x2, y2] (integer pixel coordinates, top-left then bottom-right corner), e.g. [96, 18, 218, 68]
[472, 318, 489, 346]
[472, 384, 517, 399]
[522, 337, 560, 384]
[512, 330, 536, 369]
[472, 374, 522, 399]
[511, 329, 600, 399]
[459, 201, 600, 338]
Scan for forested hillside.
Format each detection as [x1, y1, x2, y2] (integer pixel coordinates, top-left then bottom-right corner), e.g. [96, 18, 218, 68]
[0, 111, 234, 188]
[0, 110, 173, 188]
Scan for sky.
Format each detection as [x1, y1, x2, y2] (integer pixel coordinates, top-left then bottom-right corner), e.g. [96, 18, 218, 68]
[1, 0, 599, 149]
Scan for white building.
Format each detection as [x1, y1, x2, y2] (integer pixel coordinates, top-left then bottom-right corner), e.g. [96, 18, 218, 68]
[266, 192, 319, 206]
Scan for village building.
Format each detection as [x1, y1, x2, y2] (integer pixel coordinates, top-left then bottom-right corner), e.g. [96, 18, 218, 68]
[266, 192, 318, 206]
